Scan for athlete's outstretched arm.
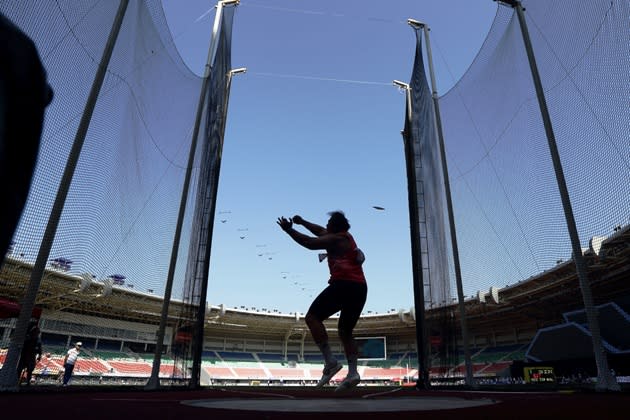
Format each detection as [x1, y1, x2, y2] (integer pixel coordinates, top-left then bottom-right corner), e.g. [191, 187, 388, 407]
[292, 215, 327, 236]
[277, 217, 338, 250]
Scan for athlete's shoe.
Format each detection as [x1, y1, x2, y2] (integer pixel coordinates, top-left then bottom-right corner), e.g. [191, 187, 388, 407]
[316, 361, 343, 388]
[335, 372, 360, 392]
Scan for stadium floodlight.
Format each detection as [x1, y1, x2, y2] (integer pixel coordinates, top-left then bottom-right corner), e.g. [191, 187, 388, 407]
[392, 80, 410, 90]
[229, 67, 247, 76]
[407, 18, 425, 29]
[496, 0, 519, 8]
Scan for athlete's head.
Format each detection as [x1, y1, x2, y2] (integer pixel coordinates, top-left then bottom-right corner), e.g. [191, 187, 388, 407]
[326, 211, 350, 233]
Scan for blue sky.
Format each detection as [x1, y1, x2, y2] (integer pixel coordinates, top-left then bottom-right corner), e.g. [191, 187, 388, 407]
[161, 0, 497, 314]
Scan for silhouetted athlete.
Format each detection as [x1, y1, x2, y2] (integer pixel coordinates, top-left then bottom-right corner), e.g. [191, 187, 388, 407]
[278, 211, 367, 391]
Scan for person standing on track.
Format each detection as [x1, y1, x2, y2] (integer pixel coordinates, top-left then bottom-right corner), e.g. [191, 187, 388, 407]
[277, 211, 367, 391]
[62, 341, 82, 386]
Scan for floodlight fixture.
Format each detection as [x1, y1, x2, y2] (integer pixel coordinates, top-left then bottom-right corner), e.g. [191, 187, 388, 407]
[407, 18, 425, 29]
[229, 67, 247, 76]
[495, 0, 519, 7]
[392, 80, 410, 90]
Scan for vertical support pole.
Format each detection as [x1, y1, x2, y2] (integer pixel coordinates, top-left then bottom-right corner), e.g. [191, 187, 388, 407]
[189, 2, 240, 388]
[418, 21, 475, 388]
[0, 0, 130, 391]
[398, 84, 430, 389]
[146, 0, 230, 391]
[504, 0, 618, 391]
[283, 331, 290, 362]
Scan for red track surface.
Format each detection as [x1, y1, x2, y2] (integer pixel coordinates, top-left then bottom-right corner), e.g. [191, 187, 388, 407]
[2, 386, 628, 419]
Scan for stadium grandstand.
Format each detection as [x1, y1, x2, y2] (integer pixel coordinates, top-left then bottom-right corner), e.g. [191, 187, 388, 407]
[2, 222, 628, 386]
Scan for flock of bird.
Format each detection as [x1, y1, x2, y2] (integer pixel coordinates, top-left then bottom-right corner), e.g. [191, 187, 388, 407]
[215, 206, 385, 297]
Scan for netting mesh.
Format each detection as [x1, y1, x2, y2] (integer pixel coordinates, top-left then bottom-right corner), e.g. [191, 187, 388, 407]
[0, 0, 204, 385]
[440, 0, 629, 297]
[174, 4, 235, 385]
[405, 0, 629, 381]
[2, 0, 200, 300]
[404, 26, 458, 377]
[407, 29, 450, 308]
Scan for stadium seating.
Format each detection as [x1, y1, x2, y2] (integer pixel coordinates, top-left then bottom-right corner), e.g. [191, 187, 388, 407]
[1, 339, 534, 384]
[91, 350, 130, 360]
[203, 366, 236, 379]
[256, 352, 284, 362]
[96, 340, 123, 351]
[268, 366, 308, 379]
[361, 367, 408, 380]
[478, 361, 513, 375]
[216, 351, 256, 361]
[159, 364, 182, 377]
[450, 363, 489, 375]
[42, 345, 69, 356]
[108, 361, 153, 376]
[232, 367, 267, 378]
[202, 350, 221, 363]
[0, 345, 533, 383]
[471, 344, 525, 363]
[41, 333, 69, 347]
[74, 359, 109, 374]
[303, 353, 324, 363]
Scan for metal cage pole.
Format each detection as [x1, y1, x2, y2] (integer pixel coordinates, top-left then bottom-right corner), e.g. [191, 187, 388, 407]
[146, 0, 240, 390]
[499, 0, 618, 391]
[0, 0, 130, 391]
[189, 1, 240, 389]
[145, 0, 239, 390]
[408, 18, 475, 388]
[189, 66, 243, 388]
[394, 80, 430, 390]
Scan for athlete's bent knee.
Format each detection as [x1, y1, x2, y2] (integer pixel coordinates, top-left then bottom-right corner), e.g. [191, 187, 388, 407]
[338, 328, 352, 341]
[305, 313, 319, 326]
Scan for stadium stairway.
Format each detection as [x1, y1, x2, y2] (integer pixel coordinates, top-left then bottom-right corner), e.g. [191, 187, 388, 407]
[252, 352, 273, 378]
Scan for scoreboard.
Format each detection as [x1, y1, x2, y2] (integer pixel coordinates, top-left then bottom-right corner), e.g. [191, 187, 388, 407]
[356, 336, 386, 360]
[524, 366, 556, 384]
